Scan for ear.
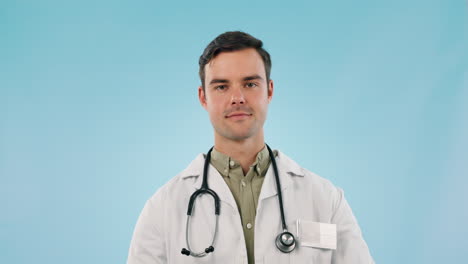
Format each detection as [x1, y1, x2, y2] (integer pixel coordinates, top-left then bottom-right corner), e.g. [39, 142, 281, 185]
[267, 79, 274, 103]
[198, 86, 208, 110]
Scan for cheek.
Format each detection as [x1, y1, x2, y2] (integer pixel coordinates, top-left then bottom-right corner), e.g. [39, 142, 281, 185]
[253, 97, 269, 111]
[207, 104, 224, 119]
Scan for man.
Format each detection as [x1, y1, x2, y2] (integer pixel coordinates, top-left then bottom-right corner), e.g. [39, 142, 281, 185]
[127, 31, 374, 264]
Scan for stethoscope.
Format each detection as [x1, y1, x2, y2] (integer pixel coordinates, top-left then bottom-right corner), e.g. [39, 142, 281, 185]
[181, 144, 296, 257]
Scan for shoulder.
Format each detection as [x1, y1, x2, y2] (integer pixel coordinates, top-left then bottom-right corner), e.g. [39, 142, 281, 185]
[147, 153, 205, 203]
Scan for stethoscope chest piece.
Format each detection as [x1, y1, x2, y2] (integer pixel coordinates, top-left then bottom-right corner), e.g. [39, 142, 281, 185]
[275, 231, 296, 253]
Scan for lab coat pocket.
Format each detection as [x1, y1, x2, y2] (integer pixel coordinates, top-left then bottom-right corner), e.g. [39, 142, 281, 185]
[294, 220, 336, 263]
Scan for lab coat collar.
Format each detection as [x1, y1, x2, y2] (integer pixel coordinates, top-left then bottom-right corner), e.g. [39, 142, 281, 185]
[258, 150, 304, 201]
[179, 150, 304, 208]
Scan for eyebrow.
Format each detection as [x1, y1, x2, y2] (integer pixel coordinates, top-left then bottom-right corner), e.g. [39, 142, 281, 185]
[243, 74, 263, 81]
[209, 78, 229, 85]
[209, 75, 264, 85]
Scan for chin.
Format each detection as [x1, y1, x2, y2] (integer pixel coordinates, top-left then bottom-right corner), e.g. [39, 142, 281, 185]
[226, 130, 257, 141]
[215, 125, 258, 141]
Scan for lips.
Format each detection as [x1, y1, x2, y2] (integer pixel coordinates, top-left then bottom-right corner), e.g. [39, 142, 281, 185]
[226, 112, 252, 118]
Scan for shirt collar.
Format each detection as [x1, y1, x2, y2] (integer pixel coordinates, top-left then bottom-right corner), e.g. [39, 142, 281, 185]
[210, 146, 271, 178]
[179, 149, 305, 180]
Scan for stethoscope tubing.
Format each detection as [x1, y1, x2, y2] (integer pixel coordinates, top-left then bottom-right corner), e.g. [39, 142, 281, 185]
[182, 144, 295, 257]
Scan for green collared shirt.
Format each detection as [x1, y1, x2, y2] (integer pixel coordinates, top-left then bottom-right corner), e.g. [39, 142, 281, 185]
[210, 146, 272, 264]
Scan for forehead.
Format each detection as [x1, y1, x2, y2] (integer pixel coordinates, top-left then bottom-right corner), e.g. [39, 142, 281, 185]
[205, 48, 266, 82]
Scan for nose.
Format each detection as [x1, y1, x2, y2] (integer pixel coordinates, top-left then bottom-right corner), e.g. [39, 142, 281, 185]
[230, 86, 245, 105]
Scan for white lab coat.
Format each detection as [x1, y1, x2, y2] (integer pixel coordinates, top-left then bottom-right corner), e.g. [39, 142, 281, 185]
[127, 150, 374, 264]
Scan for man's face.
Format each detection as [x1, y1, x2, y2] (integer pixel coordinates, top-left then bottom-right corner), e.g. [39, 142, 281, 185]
[199, 48, 273, 142]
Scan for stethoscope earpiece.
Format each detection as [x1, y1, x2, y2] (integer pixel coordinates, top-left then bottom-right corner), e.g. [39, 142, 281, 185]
[181, 248, 190, 256]
[275, 231, 296, 253]
[205, 246, 214, 253]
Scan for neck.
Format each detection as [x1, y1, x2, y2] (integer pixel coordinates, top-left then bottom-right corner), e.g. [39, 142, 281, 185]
[214, 131, 266, 174]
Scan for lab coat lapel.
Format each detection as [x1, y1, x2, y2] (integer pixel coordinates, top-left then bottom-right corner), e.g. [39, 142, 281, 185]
[258, 150, 303, 201]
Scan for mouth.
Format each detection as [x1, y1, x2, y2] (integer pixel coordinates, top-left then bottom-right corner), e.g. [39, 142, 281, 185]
[226, 112, 252, 119]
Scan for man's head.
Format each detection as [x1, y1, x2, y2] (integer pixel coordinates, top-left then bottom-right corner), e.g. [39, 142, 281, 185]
[199, 31, 272, 90]
[198, 31, 274, 143]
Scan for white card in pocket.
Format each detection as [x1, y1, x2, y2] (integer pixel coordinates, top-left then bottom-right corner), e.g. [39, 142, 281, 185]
[297, 219, 337, 250]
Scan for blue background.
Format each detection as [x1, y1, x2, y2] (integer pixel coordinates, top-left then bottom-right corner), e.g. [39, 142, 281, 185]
[1, 0, 467, 263]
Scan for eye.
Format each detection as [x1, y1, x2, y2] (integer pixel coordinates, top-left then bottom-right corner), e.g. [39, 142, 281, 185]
[215, 85, 227, 91]
[245, 82, 257, 88]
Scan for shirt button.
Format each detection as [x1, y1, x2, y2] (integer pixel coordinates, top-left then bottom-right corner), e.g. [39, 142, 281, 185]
[229, 160, 235, 167]
[246, 223, 253, 229]
[241, 180, 246, 187]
